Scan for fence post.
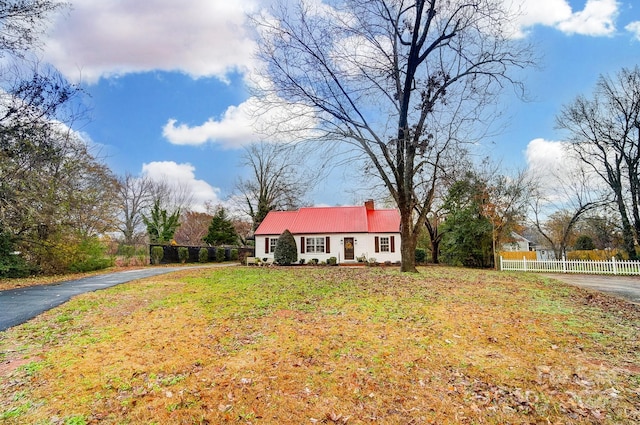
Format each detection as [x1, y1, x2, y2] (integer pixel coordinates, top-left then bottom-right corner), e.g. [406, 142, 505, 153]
[562, 256, 567, 273]
[523, 256, 527, 272]
[499, 256, 503, 271]
[612, 256, 618, 275]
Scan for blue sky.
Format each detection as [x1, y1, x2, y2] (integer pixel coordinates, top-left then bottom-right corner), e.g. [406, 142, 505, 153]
[40, 0, 640, 210]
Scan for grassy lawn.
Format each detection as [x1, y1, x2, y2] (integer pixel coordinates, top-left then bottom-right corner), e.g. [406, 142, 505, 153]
[0, 266, 638, 424]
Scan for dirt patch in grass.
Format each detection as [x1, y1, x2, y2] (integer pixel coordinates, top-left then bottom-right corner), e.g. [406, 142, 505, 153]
[1, 267, 639, 424]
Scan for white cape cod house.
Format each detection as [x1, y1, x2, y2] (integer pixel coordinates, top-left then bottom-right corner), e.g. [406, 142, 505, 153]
[254, 200, 401, 264]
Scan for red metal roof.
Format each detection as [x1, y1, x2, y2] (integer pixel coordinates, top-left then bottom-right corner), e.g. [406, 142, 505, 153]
[255, 205, 400, 235]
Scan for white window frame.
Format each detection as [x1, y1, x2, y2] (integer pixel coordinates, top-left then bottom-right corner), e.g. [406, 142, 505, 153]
[270, 238, 277, 253]
[306, 237, 325, 253]
[379, 236, 390, 252]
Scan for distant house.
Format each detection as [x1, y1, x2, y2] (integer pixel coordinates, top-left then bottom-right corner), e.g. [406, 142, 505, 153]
[254, 200, 401, 263]
[501, 232, 533, 252]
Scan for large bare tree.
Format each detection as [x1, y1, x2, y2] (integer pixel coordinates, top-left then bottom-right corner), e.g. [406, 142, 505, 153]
[253, 0, 532, 271]
[116, 173, 154, 246]
[558, 66, 640, 260]
[235, 142, 308, 230]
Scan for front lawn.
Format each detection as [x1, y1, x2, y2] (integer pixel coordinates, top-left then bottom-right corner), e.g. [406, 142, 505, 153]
[1, 267, 638, 424]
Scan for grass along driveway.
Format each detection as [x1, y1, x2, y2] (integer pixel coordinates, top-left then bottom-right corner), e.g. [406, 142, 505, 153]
[0, 266, 639, 424]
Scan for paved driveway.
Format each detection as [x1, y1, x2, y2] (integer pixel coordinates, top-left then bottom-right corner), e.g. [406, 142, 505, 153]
[0, 265, 236, 332]
[542, 273, 640, 305]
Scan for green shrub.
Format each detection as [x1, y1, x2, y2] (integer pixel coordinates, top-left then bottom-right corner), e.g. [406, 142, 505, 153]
[69, 237, 114, 273]
[574, 235, 595, 251]
[327, 256, 337, 266]
[0, 230, 35, 278]
[274, 229, 298, 265]
[230, 249, 239, 261]
[199, 248, 209, 263]
[309, 258, 319, 265]
[178, 247, 189, 263]
[415, 248, 427, 264]
[299, 258, 306, 265]
[119, 244, 135, 258]
[151, 246, 164, 265]
[216, 247, 225, 262]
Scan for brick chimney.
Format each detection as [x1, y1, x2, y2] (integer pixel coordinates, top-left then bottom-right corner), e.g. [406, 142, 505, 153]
[364, 199, 374, 210]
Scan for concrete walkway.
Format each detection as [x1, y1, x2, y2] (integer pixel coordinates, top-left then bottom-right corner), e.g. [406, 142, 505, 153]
[542, 273, 640, 305]
[0, 265, 237, 332]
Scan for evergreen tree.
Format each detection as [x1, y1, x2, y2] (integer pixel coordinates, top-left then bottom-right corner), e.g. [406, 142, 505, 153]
[142, 199, 181, 244]
[274, 229, 297, 265]
[440, 172, 493, 268]
[203, 208, 238, 246]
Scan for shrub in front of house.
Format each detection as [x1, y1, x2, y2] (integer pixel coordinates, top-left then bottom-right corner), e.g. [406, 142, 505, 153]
[230, 249, 239, 261]
[274, 229, 298, 265]
[178, 247, 189, 263]
[199, 248, 209, 263]
[327, 256, 337, 266]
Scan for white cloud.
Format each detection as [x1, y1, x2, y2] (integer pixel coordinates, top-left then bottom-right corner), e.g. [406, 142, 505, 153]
[44, 0, 257, 84]
[626, 21, 640, 40]
[512, 0, 619, 37]
[525, 138, 569, 177]
[162, 95, 318, 149]
[141, 161, 221, 212]
[516, 0, 573, 29]
[556, 0, 618, 36]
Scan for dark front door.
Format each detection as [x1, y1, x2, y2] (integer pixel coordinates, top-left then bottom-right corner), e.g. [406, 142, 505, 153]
[344, 237, 354, 260]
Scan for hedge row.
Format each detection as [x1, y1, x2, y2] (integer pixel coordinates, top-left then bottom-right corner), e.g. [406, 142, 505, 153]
[149, 245, 254, 265]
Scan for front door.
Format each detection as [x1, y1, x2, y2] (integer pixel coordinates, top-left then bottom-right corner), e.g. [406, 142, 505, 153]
[344, 237, 355, 260]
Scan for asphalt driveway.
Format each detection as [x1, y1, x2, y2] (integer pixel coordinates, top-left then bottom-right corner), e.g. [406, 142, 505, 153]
[0, 265, 236, 332]
[542, 273, 640, 305]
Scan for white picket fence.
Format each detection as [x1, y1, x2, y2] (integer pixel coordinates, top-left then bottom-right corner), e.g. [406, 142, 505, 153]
[500, 256, 640, 275]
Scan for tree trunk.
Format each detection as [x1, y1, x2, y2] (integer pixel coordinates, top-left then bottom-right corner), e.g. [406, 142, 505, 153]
[399, 208, 418, 272]
[431, 240, 440, 264]
[618, 199, 637, 260]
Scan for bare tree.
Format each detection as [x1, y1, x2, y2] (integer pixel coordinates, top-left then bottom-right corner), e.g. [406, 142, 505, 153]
[116, 173, 154, 246]
[253, 0, 533, 271]
[558, 66, 640, 259]
[235, 142, 308, 230]
[174, 210, 212, 246]
[528, 165, 604, 260]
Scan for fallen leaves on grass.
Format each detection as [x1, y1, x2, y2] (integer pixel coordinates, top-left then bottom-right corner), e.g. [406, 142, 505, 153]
[1, 267, 639, 424]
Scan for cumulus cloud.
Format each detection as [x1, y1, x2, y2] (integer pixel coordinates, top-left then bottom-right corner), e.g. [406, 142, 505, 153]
[162, 100, 259, 148]
[141, 161, 221, 212]
[162, 95, 318, 149]
[44, 0, 257, 84]
[556, 0, 618, 36]
[626, 21, 640, 40]
[525, 138, 569, 176]
[512, 0, 619, 37]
